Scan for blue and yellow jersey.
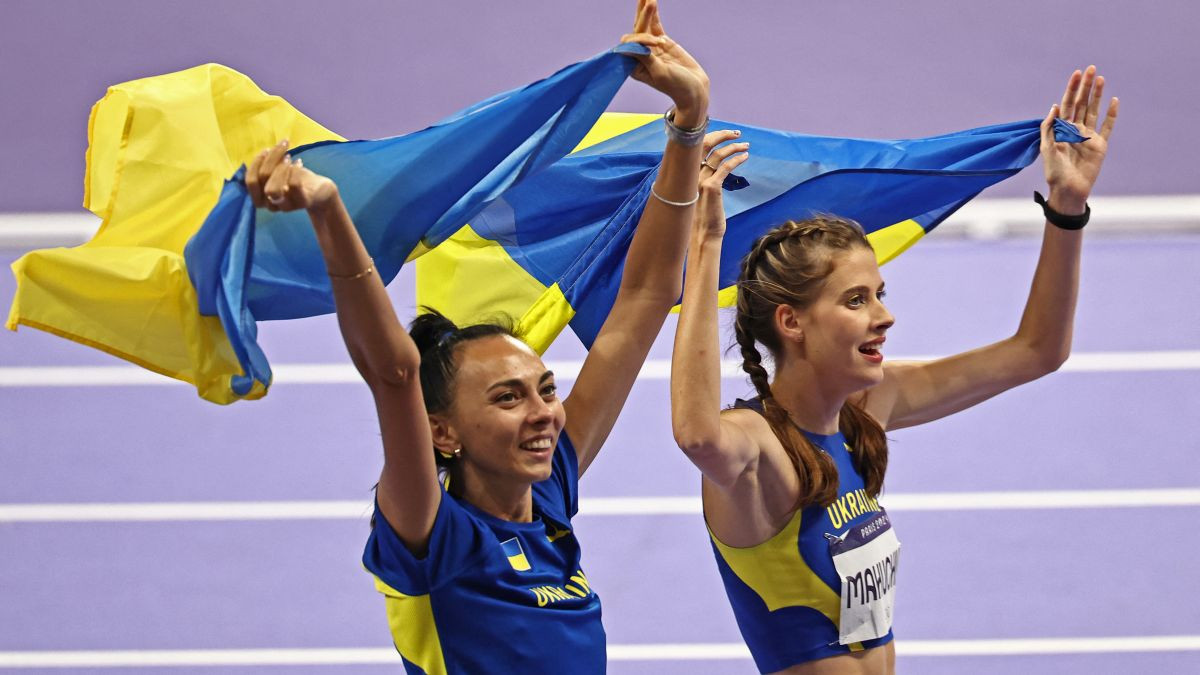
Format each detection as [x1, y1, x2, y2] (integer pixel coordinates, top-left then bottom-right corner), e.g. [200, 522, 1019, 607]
[709, 399, 894, 673]
[363, 433, 604, 674]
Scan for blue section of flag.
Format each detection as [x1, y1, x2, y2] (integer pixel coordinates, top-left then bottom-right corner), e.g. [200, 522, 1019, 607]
[184, 44, 647, 397]
[185, 37, 1086, 401]
[482, 117, 1085, 347]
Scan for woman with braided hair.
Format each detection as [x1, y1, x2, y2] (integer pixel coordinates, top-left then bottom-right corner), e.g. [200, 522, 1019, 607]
[671, 67, 1118, 674]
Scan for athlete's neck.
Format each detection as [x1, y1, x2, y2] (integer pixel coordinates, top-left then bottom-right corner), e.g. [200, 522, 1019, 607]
[458, 470, 535, 522]
[769, 358, 848, 435]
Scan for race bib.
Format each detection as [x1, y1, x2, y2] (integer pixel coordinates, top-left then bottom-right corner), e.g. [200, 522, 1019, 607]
[827, 509, 900, 645]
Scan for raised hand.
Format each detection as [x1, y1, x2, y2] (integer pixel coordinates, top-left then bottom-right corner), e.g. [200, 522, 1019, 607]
[695, 130, 750, 238]
[1041, 66, 1119, 213]
[620, 0, 709, 122]
[245, 140, 339, 213]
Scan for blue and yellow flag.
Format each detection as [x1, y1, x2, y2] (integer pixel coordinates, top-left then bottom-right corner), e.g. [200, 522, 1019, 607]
[6, 63, 341, 403]
[8, 48, 1085, 404]
[419, 114, 1087, 351]
[7, 45, 646, 403]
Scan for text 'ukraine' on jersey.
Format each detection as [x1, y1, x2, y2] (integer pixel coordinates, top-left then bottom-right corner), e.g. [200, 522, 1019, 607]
[363, 432, 605, 674]
[709, 398, 897, 673]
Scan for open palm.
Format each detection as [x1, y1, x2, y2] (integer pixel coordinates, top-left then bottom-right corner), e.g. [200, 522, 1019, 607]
[1042, 66, 1119, 208]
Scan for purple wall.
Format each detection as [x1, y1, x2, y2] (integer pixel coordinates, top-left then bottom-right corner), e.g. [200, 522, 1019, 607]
[2, 0, 1194, 211]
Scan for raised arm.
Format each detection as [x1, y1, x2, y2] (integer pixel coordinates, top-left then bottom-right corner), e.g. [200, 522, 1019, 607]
[562, 0, 715, 472]
[862, 66, 1120, 430]
[246, 144, 439, 552]
[669, 138, 761, 487]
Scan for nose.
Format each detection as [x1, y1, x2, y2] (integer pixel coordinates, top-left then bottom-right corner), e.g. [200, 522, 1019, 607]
[527, 394, 555, 425]
[874, 299, 895, 333]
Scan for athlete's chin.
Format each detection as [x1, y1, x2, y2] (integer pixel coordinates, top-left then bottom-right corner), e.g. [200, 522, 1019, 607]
[514, 455, 554, 483]
[862, 364, 886, 386]
[840, 365, 885, 393]
[530, 463, 553, 482]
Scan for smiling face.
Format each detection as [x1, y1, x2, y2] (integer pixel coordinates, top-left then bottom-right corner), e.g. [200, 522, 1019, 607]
[787, 246, 895, 392]
[432, 334, 565, 486]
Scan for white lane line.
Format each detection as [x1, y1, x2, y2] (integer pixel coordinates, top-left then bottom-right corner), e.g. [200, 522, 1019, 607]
[0, 648, 396, 668]
[5, 195, 1199, 247]
[882, 488, 1200, 511]
[2, 636, 1199, 667]
[898, 635, 1200, 656]
[3, 488, 1199, 523]
[0, 501, 374, 522]
[2, 350, 1200, 387]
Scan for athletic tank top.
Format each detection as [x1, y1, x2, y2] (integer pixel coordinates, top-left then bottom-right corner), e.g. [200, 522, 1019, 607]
[709, 398, 895, 673]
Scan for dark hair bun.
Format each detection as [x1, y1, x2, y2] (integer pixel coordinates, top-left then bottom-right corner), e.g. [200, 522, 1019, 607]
[409, 307, 459, 355]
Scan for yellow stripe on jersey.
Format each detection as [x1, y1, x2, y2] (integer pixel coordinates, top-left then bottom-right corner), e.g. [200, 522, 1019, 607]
[709, 507, 841, 626]
[372, 576, 448, 675]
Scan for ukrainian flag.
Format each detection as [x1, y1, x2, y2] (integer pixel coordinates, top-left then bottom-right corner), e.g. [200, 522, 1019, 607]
[6, 63, 341, 403]
[8, 48, 1086, 405]
[7, 45, 648, 403]
[419, 114, 1088, 351]
[500, 537, 532, 572]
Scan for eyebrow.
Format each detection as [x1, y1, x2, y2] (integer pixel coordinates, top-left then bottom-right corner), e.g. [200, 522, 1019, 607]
[487, 370, 555, 391]
[842, 283, 877, 295]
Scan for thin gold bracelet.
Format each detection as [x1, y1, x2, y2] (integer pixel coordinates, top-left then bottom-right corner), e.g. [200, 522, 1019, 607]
[328, 258, 376, 281]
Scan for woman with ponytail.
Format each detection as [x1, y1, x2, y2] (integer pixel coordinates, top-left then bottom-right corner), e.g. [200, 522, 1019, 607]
[672, 67, 1118, 674]
[241, 3, 719, 671]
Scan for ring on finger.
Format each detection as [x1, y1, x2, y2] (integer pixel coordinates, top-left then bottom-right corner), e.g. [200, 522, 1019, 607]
[268, 193, 285, 204]
[701, 161, 718, 171]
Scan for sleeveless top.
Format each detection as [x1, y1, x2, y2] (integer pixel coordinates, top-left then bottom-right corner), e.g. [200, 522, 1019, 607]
[708, 398, 896, 673]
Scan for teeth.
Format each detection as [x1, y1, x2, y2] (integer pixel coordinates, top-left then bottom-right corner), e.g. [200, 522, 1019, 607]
[522, 438, 553, 450]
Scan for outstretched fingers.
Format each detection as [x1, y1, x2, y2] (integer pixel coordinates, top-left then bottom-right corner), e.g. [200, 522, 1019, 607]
[701, 134, 750, 189]
[1084, 74, 1105, 130]
[709, 148, 749, 183]
[647, 0, 665, 36]
[1058, 70, 1082, 123]
[1071, 66, 1097, 124]
[706, 140, 750, 169]
[701, 129, 741, 160]
[1099, 96, 1120, 140]
[632, 0, 652, 35]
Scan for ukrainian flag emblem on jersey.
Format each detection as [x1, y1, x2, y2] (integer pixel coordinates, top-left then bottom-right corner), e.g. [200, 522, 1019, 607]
[501, 538, 532, 572]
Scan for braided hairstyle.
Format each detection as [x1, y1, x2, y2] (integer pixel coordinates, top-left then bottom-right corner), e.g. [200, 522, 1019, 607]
[734, 217, 889, 508]
[408, 307, 517, 494]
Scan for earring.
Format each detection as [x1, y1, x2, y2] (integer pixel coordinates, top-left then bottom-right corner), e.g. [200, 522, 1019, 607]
[438, 447, 462, 460]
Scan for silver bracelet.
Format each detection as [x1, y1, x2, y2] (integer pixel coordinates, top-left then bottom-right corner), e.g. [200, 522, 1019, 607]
[650, 186, 699, 207]
[664, 107, 708, 147]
